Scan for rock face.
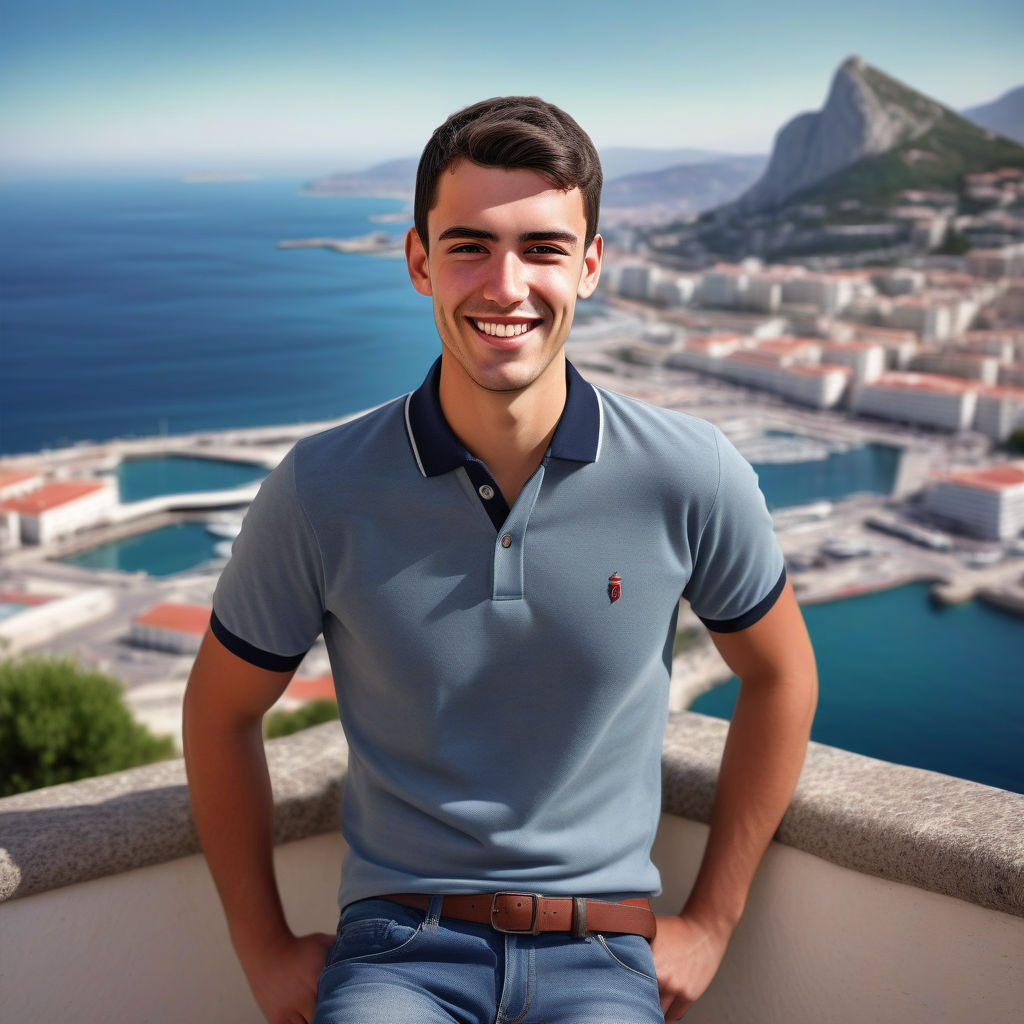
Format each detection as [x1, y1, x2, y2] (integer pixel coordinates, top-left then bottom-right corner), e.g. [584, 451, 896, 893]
[738, 56, 945, 211]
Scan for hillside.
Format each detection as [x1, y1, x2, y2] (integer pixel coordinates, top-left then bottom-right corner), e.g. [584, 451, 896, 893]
[601, 155, 766, 213]
[737, 57, 1024, 214]
[790, 67, 1024, 209]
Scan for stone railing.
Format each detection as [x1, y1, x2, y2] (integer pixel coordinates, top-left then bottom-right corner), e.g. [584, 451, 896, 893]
[2, 711, 1022, 1023]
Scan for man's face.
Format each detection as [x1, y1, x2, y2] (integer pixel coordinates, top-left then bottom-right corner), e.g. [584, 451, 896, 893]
[405, 160, 602, 396]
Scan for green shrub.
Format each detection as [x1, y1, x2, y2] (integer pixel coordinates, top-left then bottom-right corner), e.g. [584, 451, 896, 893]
[0, 656, 175, 797]
[264, 699, 338, 739]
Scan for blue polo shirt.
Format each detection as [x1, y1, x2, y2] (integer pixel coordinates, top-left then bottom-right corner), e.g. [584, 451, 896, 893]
[211, 358, 785, 907]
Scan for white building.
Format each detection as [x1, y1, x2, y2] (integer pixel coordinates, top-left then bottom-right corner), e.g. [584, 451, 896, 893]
[717, 351, 850, 409]
[998, 363, 1024, 387]
[0, 479, 117, 545]
[910, 351, 1000, 386]
[779, 364, 852, 409]
[699, 265, 748, 309]
[131, 603, 211, 655]
[842, 325, 920, 369]
[743, 275, 782, 313]
[961, 330, 1018, 363]
[821, 342, 886, 384]
[652, 274, 698, 307]
[967, 243, 1024, 280]
[0, 469, 45, 501]
[872, 268, 926, 297]
[775, 271, 859, 317]
[752, 337, 822, 367]
[616, 263, 660, 301]
[666, 333, 745, 373]
[888, 296, 954, 341]
[974, 387, 1024, 443]
[925, 464, 1024, 540]
[853, 374, 979, 432]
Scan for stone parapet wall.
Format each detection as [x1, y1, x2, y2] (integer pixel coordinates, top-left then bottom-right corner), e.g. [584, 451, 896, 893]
[2, 711, 1022, 918]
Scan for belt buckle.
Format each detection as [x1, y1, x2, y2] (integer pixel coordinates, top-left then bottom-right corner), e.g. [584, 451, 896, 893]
[490, 891, 541, 934]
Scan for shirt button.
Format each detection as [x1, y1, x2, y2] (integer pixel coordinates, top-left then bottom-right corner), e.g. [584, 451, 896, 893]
[478, 484, 495, 500]
[500, 533, 513, 548]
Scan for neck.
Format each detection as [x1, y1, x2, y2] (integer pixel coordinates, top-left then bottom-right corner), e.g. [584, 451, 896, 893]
[439, 355, 566, 505]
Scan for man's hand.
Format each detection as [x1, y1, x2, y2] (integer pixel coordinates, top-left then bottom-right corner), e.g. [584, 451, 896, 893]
[651, 913, 731, 1021]
[235, 929, 334, 1024]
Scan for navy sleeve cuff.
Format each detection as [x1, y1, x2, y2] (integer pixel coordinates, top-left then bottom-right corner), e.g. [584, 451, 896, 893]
[698, 567, 787, 634]
[210, 609, 307, 672]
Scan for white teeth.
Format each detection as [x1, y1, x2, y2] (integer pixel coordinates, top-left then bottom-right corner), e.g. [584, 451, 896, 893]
[473, 320, 534, 337]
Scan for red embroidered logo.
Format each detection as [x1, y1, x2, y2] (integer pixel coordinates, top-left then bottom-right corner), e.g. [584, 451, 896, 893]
[608, 573, 621, 604]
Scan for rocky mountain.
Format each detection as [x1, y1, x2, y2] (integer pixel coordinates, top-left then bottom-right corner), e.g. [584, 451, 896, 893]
[962, 85, 1024, 146]
[304, 158, 417, 198]
[601, 155, 766, 213]
[598, 147, 741, 180]
[732, 57, 1024, 217]
[738, 56, 953, 211]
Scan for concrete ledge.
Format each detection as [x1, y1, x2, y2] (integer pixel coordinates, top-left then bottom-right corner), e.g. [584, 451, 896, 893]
[662, 712, 1024, 918]
[0, 725, 347, 902]
[2, 711, 1022, 918]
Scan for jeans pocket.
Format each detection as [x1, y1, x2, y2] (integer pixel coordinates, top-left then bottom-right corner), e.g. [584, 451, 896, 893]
[594, 933, 659, 984]
[323, 900, 424, 970]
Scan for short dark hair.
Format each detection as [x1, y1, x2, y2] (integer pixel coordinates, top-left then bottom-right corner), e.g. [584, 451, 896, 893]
[414, 96, 602, 252]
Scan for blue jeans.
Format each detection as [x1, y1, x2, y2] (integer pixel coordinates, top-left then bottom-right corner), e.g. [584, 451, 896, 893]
[312, 896, 663, 1023]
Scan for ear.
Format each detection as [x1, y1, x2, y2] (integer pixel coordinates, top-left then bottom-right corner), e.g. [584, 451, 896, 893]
[577, 234, 603, 299]
[405, 227, 432, 296]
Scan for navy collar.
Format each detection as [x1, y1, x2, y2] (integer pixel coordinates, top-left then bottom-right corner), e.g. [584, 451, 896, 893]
[404, 357, 603, 478]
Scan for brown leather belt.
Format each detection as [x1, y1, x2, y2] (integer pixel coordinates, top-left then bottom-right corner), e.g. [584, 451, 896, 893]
[385, 892, 657, 940]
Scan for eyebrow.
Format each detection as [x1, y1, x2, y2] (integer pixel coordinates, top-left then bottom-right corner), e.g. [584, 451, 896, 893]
[437, 226, 579, 247]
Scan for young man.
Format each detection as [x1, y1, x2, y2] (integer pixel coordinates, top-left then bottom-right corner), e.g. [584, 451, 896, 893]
[183, 96, 817, 1023]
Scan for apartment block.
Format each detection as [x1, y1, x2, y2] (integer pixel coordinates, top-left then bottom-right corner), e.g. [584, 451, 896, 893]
[852, 374, 979, 432]
[910, 351, 1000, 386]
[974, 387, 1024, 443]
[925, 464, 1024, 540]
[820, 342, 886, 384]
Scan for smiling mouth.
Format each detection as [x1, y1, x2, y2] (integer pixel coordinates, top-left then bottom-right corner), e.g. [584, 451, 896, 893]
[469, 318, 543, 338]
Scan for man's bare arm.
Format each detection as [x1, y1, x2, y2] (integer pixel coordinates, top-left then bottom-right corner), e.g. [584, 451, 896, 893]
[652, 580, 817, 1020]
[182, 628, 333, 1024]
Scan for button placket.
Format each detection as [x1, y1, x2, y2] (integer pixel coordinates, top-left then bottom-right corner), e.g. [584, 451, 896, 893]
[492, 466, 544, 602]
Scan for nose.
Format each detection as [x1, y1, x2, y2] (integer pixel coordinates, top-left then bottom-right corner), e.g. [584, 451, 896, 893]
[482, 252, 529, 307]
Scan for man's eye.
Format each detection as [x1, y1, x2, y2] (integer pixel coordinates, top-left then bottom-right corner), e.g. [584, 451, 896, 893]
[527, 245, 566, 255]
[450, 243, 486, 253]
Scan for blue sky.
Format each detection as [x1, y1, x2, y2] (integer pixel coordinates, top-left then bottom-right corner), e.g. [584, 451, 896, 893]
[2, 0, 1021, 174]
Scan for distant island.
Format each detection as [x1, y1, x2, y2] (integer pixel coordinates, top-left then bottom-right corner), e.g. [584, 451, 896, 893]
[182, 172, 260, 184]
[277, 232, 404, 257]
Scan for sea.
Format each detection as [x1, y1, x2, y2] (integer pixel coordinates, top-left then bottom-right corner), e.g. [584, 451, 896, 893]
[1, 178, 1021, 793]
[1, 178, 437, 454]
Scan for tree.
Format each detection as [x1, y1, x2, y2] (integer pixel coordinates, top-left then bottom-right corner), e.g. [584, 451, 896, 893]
[0, 656, 175, 797]
[937, 226, 971, 255]
[264, 699, 338, 739]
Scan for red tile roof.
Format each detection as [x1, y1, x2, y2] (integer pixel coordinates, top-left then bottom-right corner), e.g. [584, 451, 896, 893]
[0, 591, 54, 606]
[940, 465, 1024, 492]
[0, 469, 42, 490]
[979, 386, 1024, 400]
[0, 480, 109, 515]
[870, 373, 977, 395]
[132, 602, 210, 635]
